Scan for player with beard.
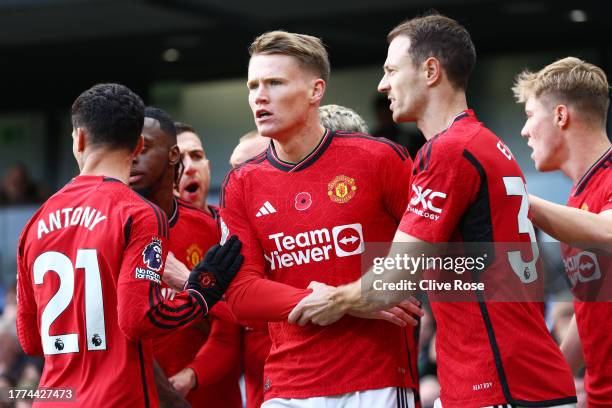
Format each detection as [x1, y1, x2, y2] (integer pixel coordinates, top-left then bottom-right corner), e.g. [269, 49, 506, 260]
[173, 122, 214, 216]
[290, 15, 577, 408]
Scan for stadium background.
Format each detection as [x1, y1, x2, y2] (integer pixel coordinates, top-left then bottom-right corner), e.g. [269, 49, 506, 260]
[0, 1, 609, 406]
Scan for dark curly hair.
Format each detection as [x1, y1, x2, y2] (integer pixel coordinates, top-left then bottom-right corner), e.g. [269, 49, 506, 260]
[71, 83, 145, 150]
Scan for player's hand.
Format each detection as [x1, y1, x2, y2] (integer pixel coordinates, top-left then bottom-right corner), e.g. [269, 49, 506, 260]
[288, 281, 347, 326]
[163, 252, 191, 291]
[348, 296, 423, 327]
[168, 367, 197, 397]
[184, 235, 243, 314]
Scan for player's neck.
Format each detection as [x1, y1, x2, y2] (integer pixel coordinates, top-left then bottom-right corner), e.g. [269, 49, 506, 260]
[150, 185, 176, 217]
[562, 131, 611, 182]
[273, 121, 327, 164]
[79, 148, 132, 184]
[418, 90, 468, 140]
[201, 200, 212, 216]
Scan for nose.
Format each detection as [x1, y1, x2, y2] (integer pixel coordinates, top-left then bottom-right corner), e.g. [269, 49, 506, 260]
[520, 122, 529, 139]
[377, 74, 390, 94]
[254, 85, 269, 104]
[183, 156, 196, 175]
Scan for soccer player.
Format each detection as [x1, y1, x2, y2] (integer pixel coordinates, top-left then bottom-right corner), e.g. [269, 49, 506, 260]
[319, 104, 369, 133]
[221, 30, 422, 408]
[173, 122, 214, 216]
[130, 109, 242, 408]
[15, 84, 242, 407]
[290, 15, 578, 408]
[513, 57, 612, 408]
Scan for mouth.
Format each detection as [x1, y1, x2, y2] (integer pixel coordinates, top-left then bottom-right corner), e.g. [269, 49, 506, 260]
[255, 109, 272, 121]
[184, 180, 200, 194]
[128, 173, 143, 184]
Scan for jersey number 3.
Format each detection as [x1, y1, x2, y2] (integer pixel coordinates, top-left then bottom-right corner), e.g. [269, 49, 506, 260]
[33, 250, 107, 355]
[503, 177, 539, 283]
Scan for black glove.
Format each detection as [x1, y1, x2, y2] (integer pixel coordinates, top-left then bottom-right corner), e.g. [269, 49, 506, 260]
[184, 235, 243, 314]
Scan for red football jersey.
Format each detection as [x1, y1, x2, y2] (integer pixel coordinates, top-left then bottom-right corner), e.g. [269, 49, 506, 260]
[16, 176, 208, 407]
[221, 130, 418, 400]
[562, 147, 612, 408]
[398, 111, 576, 407]
[153, 199, 242, 408]
[242, 325, 271, 408]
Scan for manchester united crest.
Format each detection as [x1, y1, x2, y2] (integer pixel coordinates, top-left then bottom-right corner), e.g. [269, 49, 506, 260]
[327, 175, 357, 204]
[186, 243, 204, 269]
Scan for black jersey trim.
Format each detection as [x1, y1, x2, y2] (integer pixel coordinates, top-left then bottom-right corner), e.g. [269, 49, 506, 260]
[510, 396, 577, 407]
[267, 129, 333, 172]
[416, 134, 440, 172]
[334, 132, 410, 161]
[460, 150, 495, 244]
[463, 149, 512, 402]
[123, 216, 133, 250]
[137, 341, 150, 408]
[102, 176, 123, 183]
[474, 293, 512, 404]
[574, 146, 612, 196]
[149, 284, 197, 323]
[138, 195, 167, 238]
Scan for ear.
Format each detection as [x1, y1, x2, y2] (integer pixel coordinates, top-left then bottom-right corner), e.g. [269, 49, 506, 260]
[133, 135, 144, 157]
[169, 144, 180, 166]
[424, 57, 442, 86]
[310, 78, 326, 104]
[75, 127, 87, 153]
[554, 104, 569, 129]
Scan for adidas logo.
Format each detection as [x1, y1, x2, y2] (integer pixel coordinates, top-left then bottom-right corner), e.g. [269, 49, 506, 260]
[256, 201, 277, 217]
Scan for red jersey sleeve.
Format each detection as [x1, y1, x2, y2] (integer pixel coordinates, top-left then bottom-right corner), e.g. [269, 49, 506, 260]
[380, 143, 412, 222]
[187, 315, 242, 387]
[399, 139, 480, 242]
[220, 169, 310, 321]
[16, 226, 43, 355]
[117, 206, 207, 341]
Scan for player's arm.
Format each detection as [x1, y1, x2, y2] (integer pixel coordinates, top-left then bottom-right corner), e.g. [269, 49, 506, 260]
[117, 209, 242, 341]
[289, 230, 430, 326]
[560, 314, 584, 375]
[290, 141, 479, 326]
[221, 170, 311, 321]
[529, 195, 612, 249]
[15, 234, 43, 355]
[153, 360, 191, 408]
[169, 315, 242, 396]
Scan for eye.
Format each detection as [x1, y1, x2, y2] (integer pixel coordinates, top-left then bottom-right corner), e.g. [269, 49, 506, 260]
[270, 80, 282, 86]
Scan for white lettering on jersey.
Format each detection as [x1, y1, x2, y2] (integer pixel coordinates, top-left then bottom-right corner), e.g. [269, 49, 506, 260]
[264, 224, 364, 270]
[496, 141, 513, 160]
[408, 185, 447, 221]
[564, 250, 601, 285]
[38, 207, 107, 239]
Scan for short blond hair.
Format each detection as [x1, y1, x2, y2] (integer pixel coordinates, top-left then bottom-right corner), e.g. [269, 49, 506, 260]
[319, 104, 368, 133]
[513, 57, 609, 124]
[249, 31, 330, 83]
